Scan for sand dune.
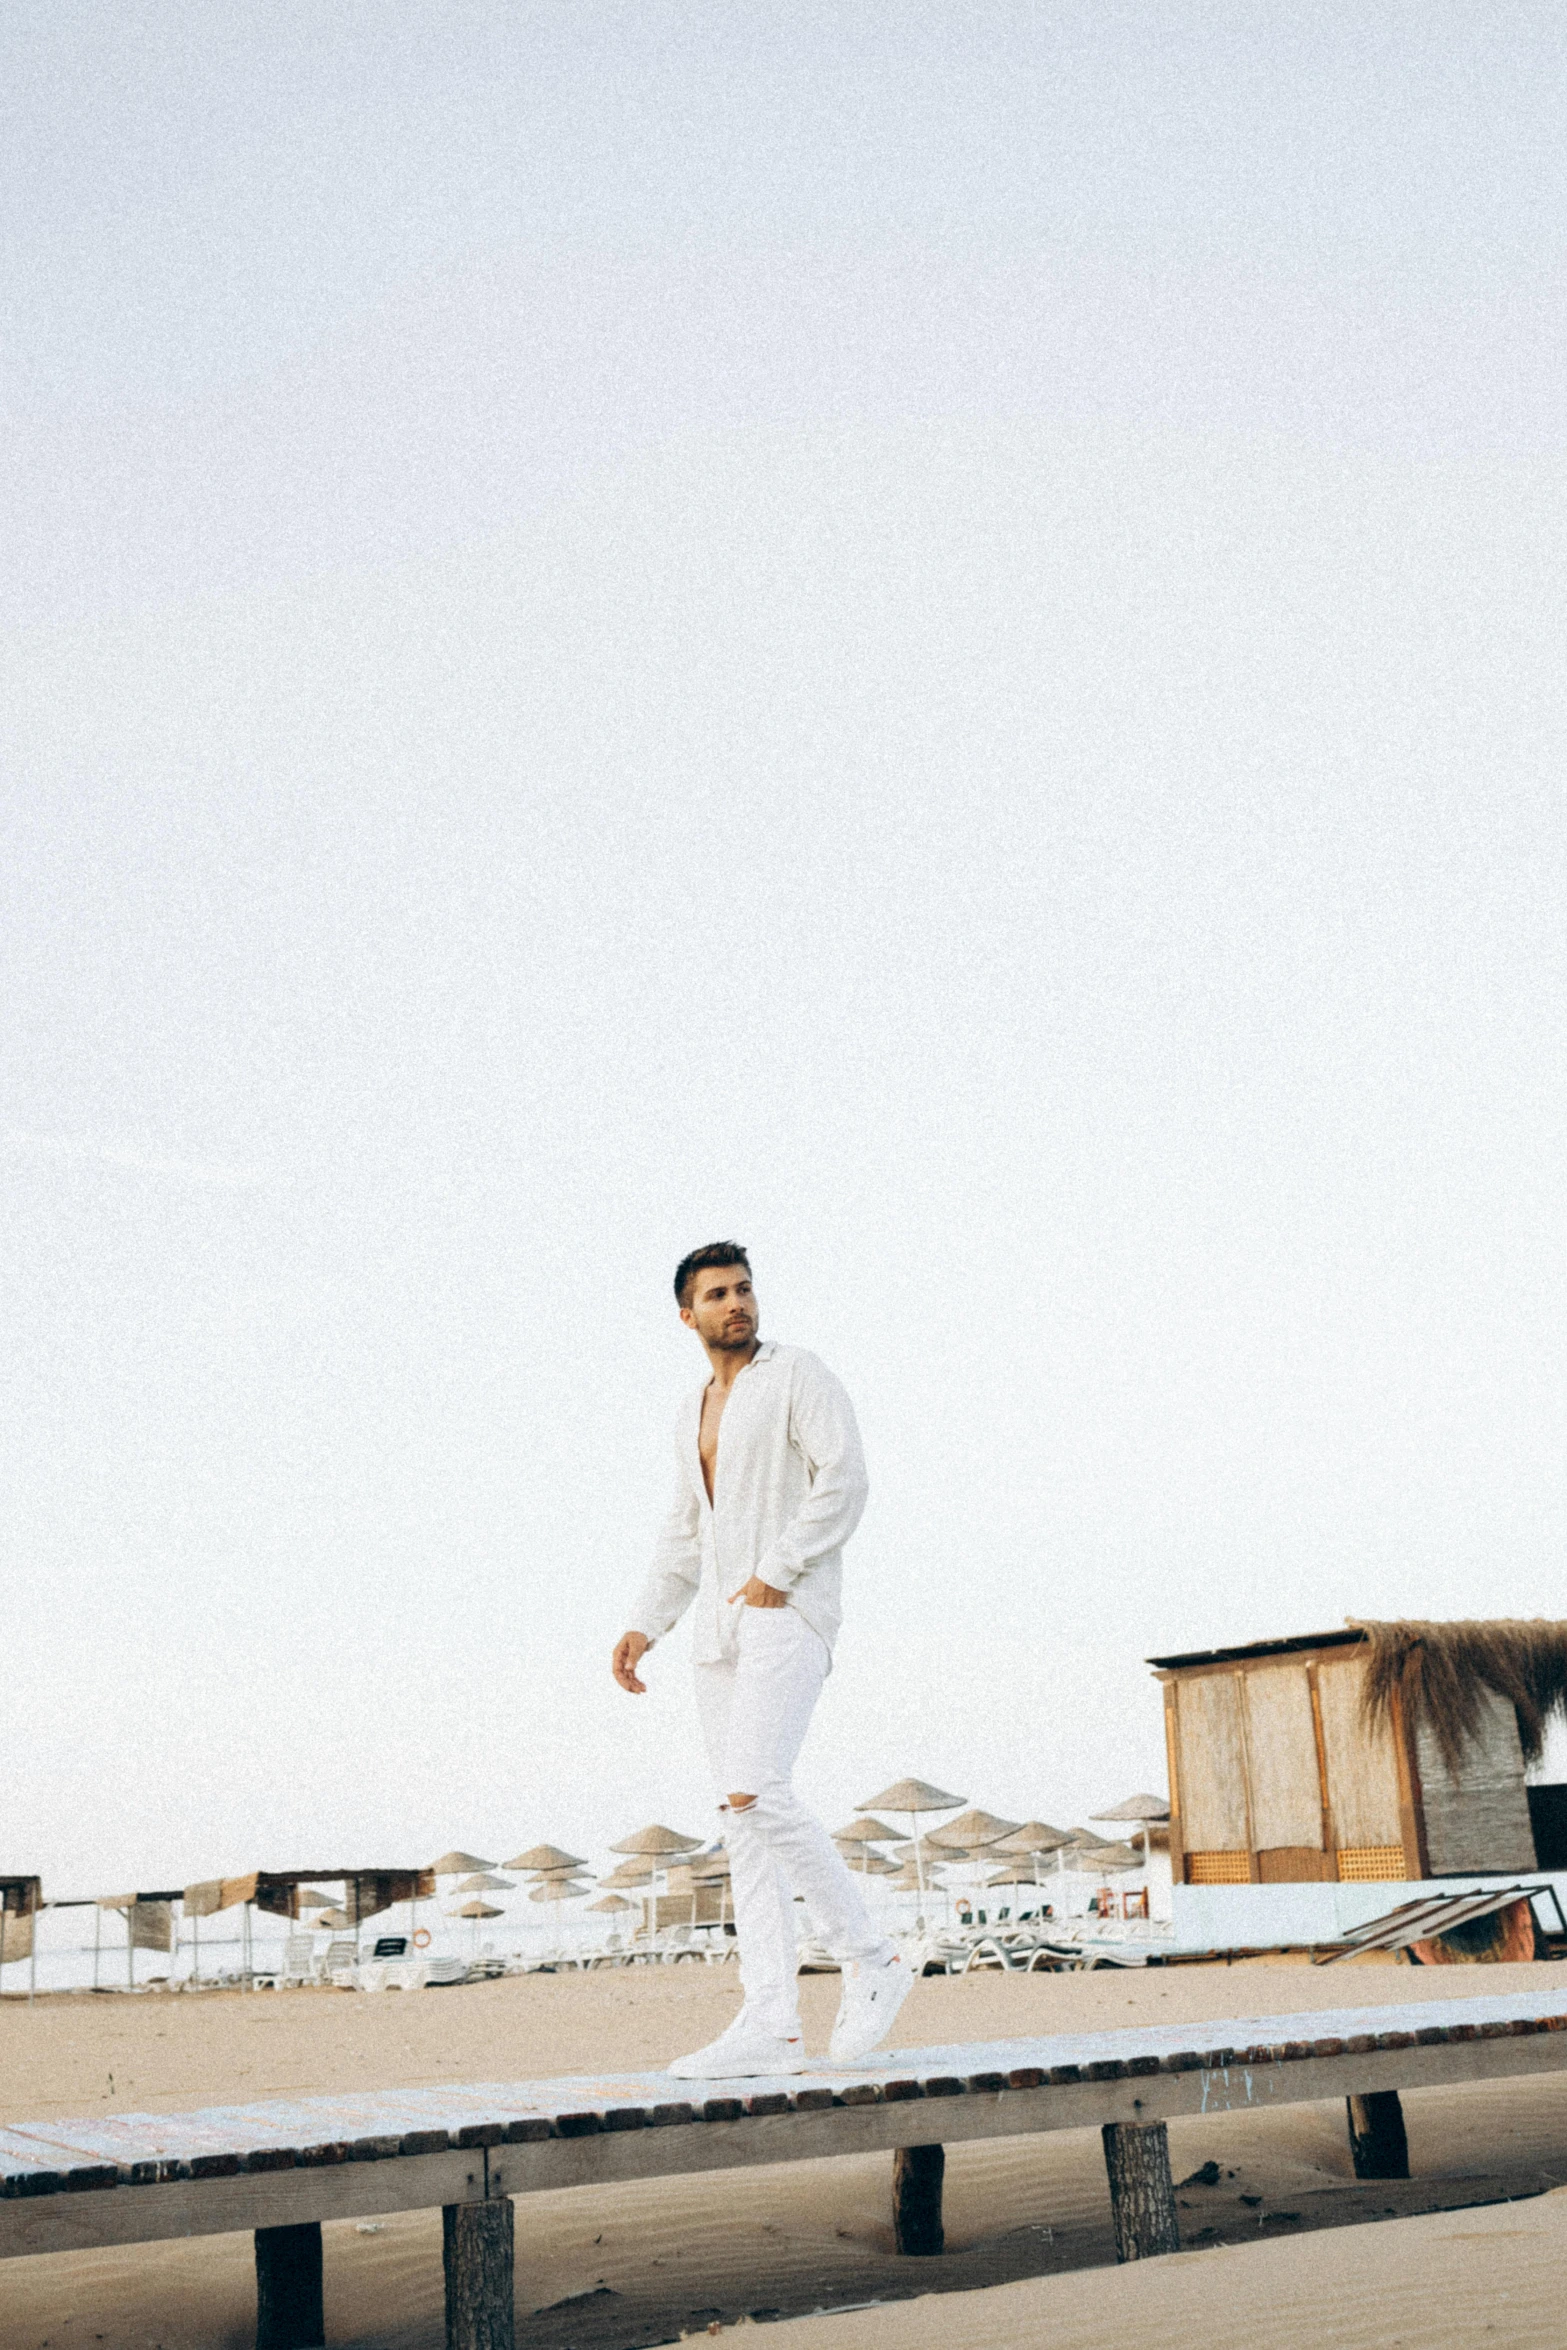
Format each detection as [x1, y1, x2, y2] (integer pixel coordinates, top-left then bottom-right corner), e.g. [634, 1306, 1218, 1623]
[1, 1957, 1563, 2347]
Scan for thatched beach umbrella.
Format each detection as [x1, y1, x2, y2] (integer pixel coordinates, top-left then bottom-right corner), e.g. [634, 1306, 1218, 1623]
[432, 1851, 495, 1876]
[610, 1825, 703, 1857]
[1089, 1795, 1170, 1873]
[610, 1826, 702, 1943]
[990, 1821, 1072, 1889]
[842, 1850, 899, 1876]
[925, 1809, 1022, 1851]
[458, 1873, 515, 1893]
[504, 1844, 587, 1874]
[833, 1817, 900, 1846]
[588, 1893, 635, 1915]
[450, 1895, 504, 1956]
[859, 1779, 965, 1924]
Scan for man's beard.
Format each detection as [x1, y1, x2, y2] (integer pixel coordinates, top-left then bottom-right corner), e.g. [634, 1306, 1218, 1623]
[710, 1322, 758, 1352]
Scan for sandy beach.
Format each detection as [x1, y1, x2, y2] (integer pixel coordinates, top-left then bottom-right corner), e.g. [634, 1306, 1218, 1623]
[3, 1956, 1565, 2347]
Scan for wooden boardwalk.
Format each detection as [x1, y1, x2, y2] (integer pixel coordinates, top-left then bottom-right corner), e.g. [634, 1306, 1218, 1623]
[4, 1986, 1567, 2348]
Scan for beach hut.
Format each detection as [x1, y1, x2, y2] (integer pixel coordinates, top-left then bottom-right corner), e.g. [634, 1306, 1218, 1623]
[1151, 1619, 1567, 1887]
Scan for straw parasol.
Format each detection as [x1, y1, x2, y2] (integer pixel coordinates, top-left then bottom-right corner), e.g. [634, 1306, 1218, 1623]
[431, 1851, 495, 1876]
[924, 1809, 1022, 1851]
[842, 1850, 899, 1876]
[611, 1825, 703, 1856]
[528, 1882, 588, 1904]
[588, 1893, 635, 1915]
[601, 1859, 656, 1887]
[985, 1864, 1045, 1888]
[450, 1895, 504, 1957]
[1089, 1795, 1170, 1873]
[1060, 1837, 1141, 1872]
[992, 1821, 1071, 1852]
[858, 1779, 964, 1926]
[832, 1817, 900, 1845]
[504, 1845, 586, 1873]
[990, 1821, 1072, 1889]
[609, 1826, 703, 1945]
[458, 1873, 515, 1893]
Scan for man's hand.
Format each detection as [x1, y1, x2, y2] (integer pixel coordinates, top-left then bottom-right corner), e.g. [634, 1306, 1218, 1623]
[728, 1576, 788, 1609]
[612, 1630, 652, 1693]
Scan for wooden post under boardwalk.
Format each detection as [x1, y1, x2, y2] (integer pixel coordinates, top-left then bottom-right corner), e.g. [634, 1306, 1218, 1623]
[1101, 2120, 1180, 2260]
[891, 2142, 945, 2255]
[254, 2221, 324, 2350]
[1346, 2089, 1410, 2179]
[443, 2198, 515, 2350]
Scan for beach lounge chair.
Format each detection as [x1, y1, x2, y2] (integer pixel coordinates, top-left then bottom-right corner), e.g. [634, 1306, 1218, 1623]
[275, 1935, 317, 1987]
[322, 1937, 359, 1988]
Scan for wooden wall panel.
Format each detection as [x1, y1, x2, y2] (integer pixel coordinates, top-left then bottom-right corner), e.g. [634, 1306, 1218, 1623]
[1242, 1667, 1324, 1850]
[1416, 1685, 1538, 1873]
[1257, 1846, 1332, 1882]
[1175, 1673, 1249, 1852]
[1317, 1657, 1403, 1849]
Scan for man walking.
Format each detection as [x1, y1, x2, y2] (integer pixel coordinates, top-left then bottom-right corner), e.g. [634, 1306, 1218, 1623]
[612, 1243, 912, 2078]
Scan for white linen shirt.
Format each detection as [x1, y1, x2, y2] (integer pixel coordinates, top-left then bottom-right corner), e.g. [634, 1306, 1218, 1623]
[627, 1341, 868, 1665]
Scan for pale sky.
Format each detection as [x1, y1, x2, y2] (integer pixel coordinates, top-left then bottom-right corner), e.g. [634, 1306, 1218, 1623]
[4, 5, 1566, 1895]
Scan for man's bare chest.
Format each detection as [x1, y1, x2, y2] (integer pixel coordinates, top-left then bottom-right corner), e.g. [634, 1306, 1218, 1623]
[697, 1386, 730, 1505]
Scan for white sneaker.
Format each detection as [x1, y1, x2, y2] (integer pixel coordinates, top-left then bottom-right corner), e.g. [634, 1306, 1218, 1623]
[828, 1950, 914, 2062]
[666, 2015, 807, 2079]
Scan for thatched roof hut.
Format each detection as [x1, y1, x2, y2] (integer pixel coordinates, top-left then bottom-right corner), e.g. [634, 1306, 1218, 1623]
[1150, 1618, 1567, 1888]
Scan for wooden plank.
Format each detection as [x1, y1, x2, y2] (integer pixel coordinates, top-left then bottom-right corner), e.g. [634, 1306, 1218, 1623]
[1162, 1685, 1185, 1882]
[1307, 1664, 1338, 1871]
[1175, 1671, 1249, 1853]
[1317, 1656, 1403, 1850]
[1244, 1668, 1324, 1851]
[1256, 1846, 1331, 1882]
[0, 2130, 116, 2198]
[0, 2149, 484, 2259]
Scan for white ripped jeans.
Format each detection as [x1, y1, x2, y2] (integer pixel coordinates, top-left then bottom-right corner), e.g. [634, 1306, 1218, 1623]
[694, 1604, 893, 2041]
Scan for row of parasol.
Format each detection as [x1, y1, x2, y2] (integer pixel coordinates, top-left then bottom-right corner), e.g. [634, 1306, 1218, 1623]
[432, 1784, 1170, 1944]
[827, 1780, 1170, 1926]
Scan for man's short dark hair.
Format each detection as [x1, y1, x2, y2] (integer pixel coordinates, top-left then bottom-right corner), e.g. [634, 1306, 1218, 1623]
[674, 1242, 752, 1308]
